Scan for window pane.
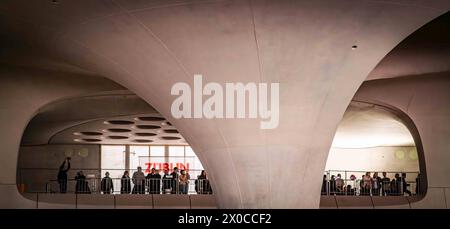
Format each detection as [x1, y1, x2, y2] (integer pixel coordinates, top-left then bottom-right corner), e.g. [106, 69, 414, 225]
[101, 145, 126, 179]
[150, 146, 165, 157]
[130, 146, 149, 171]
[169, 146, 185, 157]
[185, 146, 196, 156]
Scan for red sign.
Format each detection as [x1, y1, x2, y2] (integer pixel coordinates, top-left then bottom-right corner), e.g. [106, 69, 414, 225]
[145, 162, 190, 173]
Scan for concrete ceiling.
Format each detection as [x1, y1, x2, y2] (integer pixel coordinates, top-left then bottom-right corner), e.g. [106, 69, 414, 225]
[21, 90, 187, 145]
[331, 101, 415, 148]
[367, 10, 450, 80]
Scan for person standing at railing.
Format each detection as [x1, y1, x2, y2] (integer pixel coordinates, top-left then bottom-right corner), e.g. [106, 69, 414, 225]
[335, 174, 344, 195]
[362, 172, 372, 195]
[170, 167, 180, 194]
[381, 172, 391, 196]
[162, 169, 173, 194]
[401, 173, 412, 196]
[329, 175, 336, 195]
[195, 170, 212, 194]
[101, 172, 114, 194]
[415, 173, 421, 195]
[132, 166, 146, 194]
[372, 172, 381, 196]
[391, 173, 400, 195]
[121, 171, 131, 194]
[75, 171, 91, 194]
[146, 168, 161, 194]
[321, 175, 328, 195]
[57, 157, 71, 193]
[179, 170, 190, 194]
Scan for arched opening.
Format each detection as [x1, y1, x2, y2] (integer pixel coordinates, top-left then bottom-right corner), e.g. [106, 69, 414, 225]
[16, 86, 214, 206]
[322, 100, 426, 199]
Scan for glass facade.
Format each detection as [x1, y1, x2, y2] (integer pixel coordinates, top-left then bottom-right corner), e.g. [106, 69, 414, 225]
[100, 145, 204, 179]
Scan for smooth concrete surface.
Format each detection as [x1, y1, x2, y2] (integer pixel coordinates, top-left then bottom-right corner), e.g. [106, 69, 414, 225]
[37, 194, 76, 209]
[408, 188, 447, 209]
[190, 194, 218, 209]
[371, 196, 410, 209]
[355, 73, 450, 209]
[76, 194, 115, 209]
[115, 194, 153, 209]
[445, 188, 450, 209]
[319, 196, 337, 209]
[0, 1, 449, 209]
[0, 184, 37, 209]
[153, 194, 191, 209]
[0, 66, 123, 207]
[335, 196, 374, 209]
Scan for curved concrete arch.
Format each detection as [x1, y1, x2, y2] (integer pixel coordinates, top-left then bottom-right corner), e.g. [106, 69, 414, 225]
[0, 1, 449, 208]
[0, 65, 123, 208]
[354, 72, 450, 208]
[350, 99, 428, 196]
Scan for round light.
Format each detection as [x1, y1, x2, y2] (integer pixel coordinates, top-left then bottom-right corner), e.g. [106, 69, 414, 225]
[409, 149, 418, 160]
[395, 150, 405, 160]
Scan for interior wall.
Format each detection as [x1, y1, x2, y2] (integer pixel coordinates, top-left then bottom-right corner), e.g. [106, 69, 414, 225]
[354, 72, 450, 208]
[0, 65, 122, 208]
[18, 144, 100, 193]
[326, 146, 419, 172]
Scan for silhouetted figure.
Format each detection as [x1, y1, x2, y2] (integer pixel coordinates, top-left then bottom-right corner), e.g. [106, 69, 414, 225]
[321, 175, 328, 195]
[57, 157, 71, 193]
[391, 173, 400, 196]
[162, 170, 173, 194]
[381, 172, 391, 196]
[170, 167, 180, 194]
[362, 172, 372, 196]
[415, 173, 421, 195]
[132, 166, 145, 194]
[121, 171, 131, 194]
[146, 168, 161, 194]
[195, 170, 212, 194]
[345, 185, 355, 196]
[75, 171, 90, 194]
[335, 174, 344, 195]
[401, 173, 412, 196]
[372, 172, 381, 196]
[329, 175, 336, 195]
[101, 172, 114, 194]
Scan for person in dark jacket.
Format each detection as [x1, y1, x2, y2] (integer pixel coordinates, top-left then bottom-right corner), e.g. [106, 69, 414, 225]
[401, 173, 412, 196]
[57, 157, 71, 193]
[132, 166, 146, 194]
[321, 175, 328, 195]
[162, 170, 173, 194]
[195, 170, 212, 194]
[121, 171, 131, 194]
[146, 168, 161, 194]
[170, 167, 180, 194]
[101, 172, 114, 194]
[75, 171, 90, 194]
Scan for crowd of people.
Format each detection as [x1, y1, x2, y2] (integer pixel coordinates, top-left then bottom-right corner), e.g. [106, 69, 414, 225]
[56, 158, 212, 195]
[321, 171, 421, 196]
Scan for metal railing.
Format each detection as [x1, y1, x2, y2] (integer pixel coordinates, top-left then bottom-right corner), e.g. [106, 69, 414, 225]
[46, 177, 213, 195]
[321, 170, 422, 196]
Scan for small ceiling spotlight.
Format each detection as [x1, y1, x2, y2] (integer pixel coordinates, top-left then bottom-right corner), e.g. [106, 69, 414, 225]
[352, 45, 358, 50]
